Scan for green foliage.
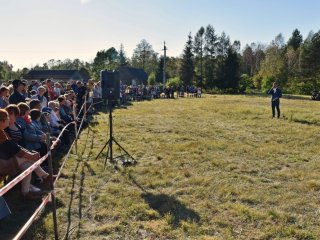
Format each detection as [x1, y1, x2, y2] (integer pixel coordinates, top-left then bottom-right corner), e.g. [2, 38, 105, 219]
[179, 33, 195, 86]
[256, 42, 287, 91]
[194, 26, 205, 87]
[131, 39, 158, 75]
[118, 43, 127, 65]
[252, 74, 263, 89]
[299, 30, 320, 90]
[215, 47, 241, 92]
[166, 77, 182, 89]
[261, 75, 277, 92]
[155, 57, 169, 83]
[166, 57, 180, 79]
[0, 61, 15, 80]
[0, 65, 5, 79]
[203, 24, 217, 89]
[34, 58, 87, 70]
[223, 48, 241, 90]
[250, 29, 320, 94]
[287, 29, 303, 50]
[148, 72, 156, 86]
[239, 74, 254, 93]
[286, 77, 316, 95]
[92, 47, 120, 79]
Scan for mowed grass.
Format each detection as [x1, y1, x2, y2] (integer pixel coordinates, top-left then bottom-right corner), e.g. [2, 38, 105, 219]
[27, 94, 320, 239]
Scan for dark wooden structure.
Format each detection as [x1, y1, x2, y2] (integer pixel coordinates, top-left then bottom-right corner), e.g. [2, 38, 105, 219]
[118, 67, 148, 86]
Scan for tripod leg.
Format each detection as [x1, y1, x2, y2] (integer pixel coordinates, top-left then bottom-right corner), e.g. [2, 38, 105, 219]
[104, 144, 110, 169]
[96, 139, 110, 160]
[112, 137, 136, 163]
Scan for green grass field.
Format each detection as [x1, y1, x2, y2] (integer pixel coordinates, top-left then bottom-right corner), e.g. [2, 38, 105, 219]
[27, 94, 320, 239]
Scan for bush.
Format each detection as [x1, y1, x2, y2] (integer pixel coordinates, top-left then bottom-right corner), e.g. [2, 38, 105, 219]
[285, 79, 316, 95]
[239, 74, 254, 93]
[148, 72, 156, 86]
[261, 76, 277, 93]
[166, 77, 182, 90]
[253, 75, 262, 89]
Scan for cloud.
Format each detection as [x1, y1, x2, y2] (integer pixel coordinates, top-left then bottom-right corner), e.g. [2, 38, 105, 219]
[80, 0, 91, 4]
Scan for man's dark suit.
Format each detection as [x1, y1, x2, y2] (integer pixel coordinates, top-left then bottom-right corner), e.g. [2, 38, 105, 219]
[268, 88, 282, 118]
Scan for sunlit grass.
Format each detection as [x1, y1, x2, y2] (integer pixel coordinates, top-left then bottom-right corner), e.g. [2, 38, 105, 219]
[29, 94, 320, 239]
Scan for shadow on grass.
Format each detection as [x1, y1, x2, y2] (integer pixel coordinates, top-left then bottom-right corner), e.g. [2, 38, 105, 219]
[282, 94, 311, 101]
[95, 102, 133, 115]
[244, 93, 311, 101]
[141, 192, 200, 228]
[64, 126, 93, 239]
[125, 171, 201, 228]
[291, 118, 320, 126]
[0, 188, 45, 240]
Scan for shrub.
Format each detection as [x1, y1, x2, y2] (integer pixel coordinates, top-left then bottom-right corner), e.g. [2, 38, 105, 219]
[166, 77, 182, 90]
[239, 74, 254, 93]
[148, 72, 156, 86]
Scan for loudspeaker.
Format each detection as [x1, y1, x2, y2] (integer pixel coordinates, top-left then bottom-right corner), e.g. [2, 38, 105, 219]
[100, 70, 120, 100]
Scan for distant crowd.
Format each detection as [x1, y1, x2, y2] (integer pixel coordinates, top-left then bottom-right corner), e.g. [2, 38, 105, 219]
[120, 84, 202, 102]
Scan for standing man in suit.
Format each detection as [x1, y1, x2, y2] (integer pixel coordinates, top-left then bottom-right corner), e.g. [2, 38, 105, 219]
[268, 82, 282, 118]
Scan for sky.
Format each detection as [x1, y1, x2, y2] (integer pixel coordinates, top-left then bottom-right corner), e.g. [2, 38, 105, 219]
[0, 0, 319, 70]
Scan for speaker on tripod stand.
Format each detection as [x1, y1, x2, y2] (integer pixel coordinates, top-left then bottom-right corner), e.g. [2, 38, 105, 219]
[96, 70, 136, 168]
[101, 70, 120, 102]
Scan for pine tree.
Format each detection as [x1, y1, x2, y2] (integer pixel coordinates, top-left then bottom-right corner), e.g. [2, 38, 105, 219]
[131, 39, 158, 75]
[194, 26, 205, 87]
[155, 57, 169, 83]
[119, 43, 127, 65]
[300, 31, 320, 90]
[224, 47, 240, 90]
[204, 24, 217, 89]
[179, 33, 195, 87]
[215, 32, 231, 89]
[288, 29, 303, 51]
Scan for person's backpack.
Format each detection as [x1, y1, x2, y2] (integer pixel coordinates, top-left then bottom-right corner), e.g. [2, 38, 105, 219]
[0, 196, 11, 220]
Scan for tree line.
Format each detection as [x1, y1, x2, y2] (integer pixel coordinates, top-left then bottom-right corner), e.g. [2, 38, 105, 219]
[1, 25, 320, 94]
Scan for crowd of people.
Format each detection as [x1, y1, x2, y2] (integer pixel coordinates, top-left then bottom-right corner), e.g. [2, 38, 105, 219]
[120, 84, 202, 102]
[0, 78, 203, 201]
[0, 78, 102, 200]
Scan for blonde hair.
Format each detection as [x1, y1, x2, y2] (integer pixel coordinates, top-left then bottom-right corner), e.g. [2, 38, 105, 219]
[0, 109, 9, 121]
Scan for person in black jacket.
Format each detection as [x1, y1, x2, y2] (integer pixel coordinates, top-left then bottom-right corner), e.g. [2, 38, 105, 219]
[267, 82, 282, 118]
[9, 79, 26, 105]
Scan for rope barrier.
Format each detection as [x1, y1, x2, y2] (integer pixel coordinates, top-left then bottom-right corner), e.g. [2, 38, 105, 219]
[0, 154, 48, 197]
[0, 99, 94, 239]
[7, 100, 93, 239]
[55, 102, 92, 183]
[13, 194, 51, 240]
[50, 121, 76, 150]
[0, 122, 76, 197]
[76, 101, 85, 120]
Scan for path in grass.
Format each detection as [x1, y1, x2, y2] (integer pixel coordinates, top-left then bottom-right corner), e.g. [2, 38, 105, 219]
[30, 94, 320, 239]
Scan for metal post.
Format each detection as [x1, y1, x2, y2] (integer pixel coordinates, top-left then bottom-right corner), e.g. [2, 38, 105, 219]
[163, 41, 167, 86]
[109, 104, 113, 163]
[46, 134, 59, 240]
[73, 104, 78, 154]
[84, 95, 87, 121]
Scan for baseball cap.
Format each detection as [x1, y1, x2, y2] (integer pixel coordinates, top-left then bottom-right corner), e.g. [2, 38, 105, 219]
[42, 107, 52, 114]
